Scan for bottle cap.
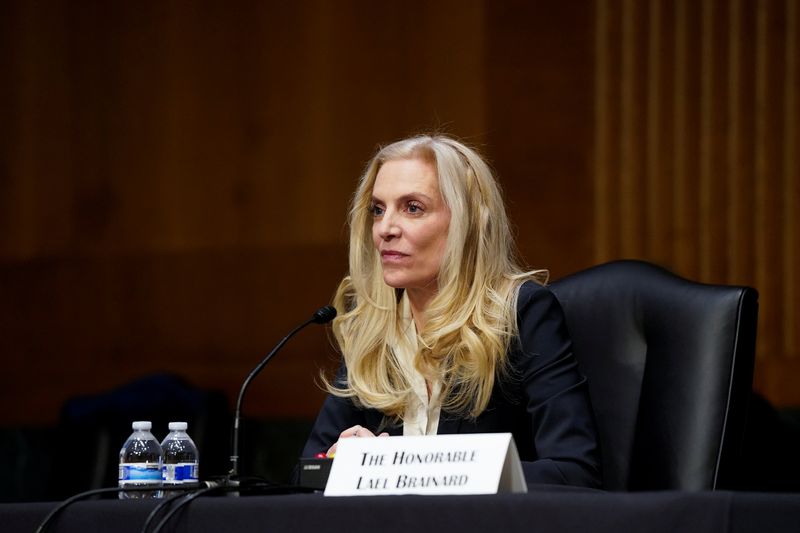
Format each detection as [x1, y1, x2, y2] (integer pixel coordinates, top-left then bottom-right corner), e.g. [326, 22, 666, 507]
[132, 421, 152, 430]
[168, 421, 188, 431]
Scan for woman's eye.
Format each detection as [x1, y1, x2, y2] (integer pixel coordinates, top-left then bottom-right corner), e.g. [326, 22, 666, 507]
[407, 202, 423, 214]
[370, 204, 385, 216]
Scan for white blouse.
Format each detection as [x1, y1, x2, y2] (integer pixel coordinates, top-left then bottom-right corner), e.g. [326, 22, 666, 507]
[397, 293, 442, 436]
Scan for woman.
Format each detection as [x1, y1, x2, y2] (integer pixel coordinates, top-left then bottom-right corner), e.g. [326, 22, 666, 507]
[301, 135, 601, 487]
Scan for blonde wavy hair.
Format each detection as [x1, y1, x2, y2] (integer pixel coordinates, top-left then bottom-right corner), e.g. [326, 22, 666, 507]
[327, 135, 547, 420]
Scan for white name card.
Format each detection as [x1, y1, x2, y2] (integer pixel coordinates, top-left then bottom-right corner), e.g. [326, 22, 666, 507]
[323, 433, 527, 496]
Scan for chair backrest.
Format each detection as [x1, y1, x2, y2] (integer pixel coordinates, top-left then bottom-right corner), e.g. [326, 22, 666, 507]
[549, 260, 758, 491]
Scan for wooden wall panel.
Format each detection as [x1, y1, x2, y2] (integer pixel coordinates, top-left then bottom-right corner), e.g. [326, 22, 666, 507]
[783, 0, 799, 362]
[0, 0, 489, 261]
[593, 0, 800, 403]
[485, 1, 596, 279]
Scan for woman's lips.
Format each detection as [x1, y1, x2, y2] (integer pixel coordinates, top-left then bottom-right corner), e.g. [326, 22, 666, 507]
[380, 251, 408, 263]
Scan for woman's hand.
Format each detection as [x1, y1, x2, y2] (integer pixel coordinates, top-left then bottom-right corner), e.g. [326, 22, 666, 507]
[326, 425, 389, 456]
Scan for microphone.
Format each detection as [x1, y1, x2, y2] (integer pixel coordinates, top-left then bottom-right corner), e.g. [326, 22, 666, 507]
[228, 305, 337, 478]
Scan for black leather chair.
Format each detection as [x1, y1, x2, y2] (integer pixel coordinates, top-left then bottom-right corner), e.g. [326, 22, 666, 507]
[550, 260, 758, 491]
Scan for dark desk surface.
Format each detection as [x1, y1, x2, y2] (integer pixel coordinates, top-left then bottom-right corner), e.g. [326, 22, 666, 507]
[5, 487, 800, 533]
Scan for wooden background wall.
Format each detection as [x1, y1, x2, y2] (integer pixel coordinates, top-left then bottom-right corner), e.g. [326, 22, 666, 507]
[1, 0, 798, 427]
[593, 0, 800, 404]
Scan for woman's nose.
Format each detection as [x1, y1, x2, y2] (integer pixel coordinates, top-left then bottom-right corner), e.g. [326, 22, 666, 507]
[376, 211, 401, 240]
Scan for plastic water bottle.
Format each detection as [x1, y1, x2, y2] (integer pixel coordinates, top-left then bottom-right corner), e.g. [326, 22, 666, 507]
[161, 421, 199, 487]
[118, 421, 163, 499]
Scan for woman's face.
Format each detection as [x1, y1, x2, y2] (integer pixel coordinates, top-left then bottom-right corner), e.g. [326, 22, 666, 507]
[371, 158, 451, 295]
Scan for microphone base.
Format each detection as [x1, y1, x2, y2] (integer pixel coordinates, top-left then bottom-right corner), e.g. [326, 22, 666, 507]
[297, 457, 333, 491]
[206, 475, 316, 497]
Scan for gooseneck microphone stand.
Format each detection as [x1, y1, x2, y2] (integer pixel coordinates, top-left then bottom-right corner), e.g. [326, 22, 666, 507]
[228, 305, 337, 480]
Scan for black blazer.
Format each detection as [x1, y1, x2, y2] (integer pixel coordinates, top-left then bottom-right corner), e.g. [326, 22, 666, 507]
[301, 282, 602, 488]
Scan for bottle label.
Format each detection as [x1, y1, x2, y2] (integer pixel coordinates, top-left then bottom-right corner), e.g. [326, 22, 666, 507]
[119, 463, 162, 484]
[162, 462, 199, 484]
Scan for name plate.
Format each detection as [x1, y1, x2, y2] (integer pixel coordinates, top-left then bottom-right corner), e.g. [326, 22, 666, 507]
[323, 433, 527, 496]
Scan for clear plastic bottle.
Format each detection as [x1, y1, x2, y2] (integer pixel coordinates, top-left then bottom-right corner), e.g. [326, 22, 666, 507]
[161, 421, 199, 487]
[118, 421, 163, 499]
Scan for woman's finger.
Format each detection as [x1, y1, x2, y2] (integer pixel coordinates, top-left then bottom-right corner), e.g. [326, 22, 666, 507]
[328, 424, 380, 457]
